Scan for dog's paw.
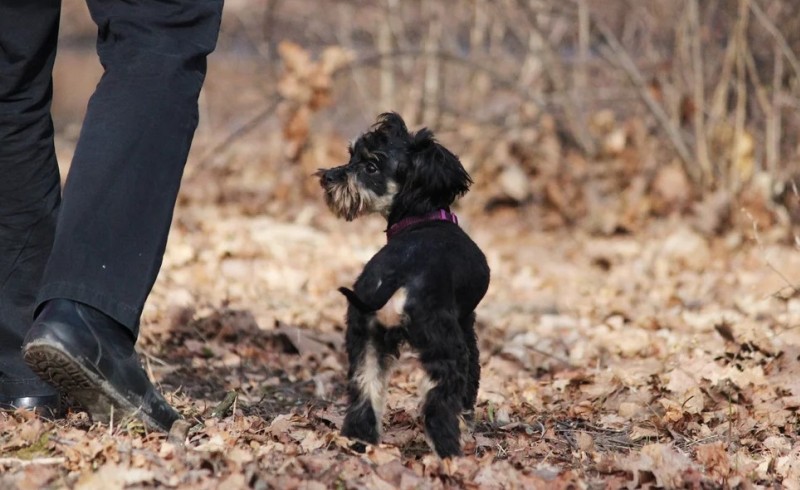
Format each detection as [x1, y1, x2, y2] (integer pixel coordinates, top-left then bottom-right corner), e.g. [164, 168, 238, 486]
[349, 441, 367, 453]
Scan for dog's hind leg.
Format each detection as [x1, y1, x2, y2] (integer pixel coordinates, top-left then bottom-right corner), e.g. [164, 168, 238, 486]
[341, 310, 395, 448]
[413, 313, 469, 458]
[460, 312, 480, 423]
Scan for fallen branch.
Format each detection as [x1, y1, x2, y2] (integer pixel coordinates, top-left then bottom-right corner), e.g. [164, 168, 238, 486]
[209, 391, 238, 419]
[0, 457, 65, 467]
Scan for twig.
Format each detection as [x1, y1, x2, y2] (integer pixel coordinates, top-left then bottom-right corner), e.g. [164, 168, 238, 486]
[0, 457, 65, 467]
[385, 0, 414, 77]
[708, 23, 738, 130]
[527, 345, 576, 369]
[187, 97, 281, 179]
[467, 0, 491, 116]
[335, 3, 372, 121]
[731, 0, 751, 191]
[209, 391, 238, 419]
[749, 0, 800, 80]
[377, 2, 395, 111]
[727, 393, 734, 451]
[421, 2, 443, 126]
[743, 43, 776, 135]
[575, 0, 591, 153]
[232, 9, 272, 64]
[767, 43, 783, 175]
[139, 350, 173, 368]
[688, 0, 712, 184]
[792, 180, 800, 249]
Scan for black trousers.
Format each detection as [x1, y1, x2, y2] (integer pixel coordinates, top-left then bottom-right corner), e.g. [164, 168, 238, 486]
[0, 0, 222, 397]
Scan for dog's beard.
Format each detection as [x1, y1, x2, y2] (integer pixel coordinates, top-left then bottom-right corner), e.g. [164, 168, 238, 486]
[323, 175, 397, 221]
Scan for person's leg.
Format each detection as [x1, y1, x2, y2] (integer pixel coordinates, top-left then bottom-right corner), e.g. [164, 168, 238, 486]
[37, 0, 223, 334]
[23, 0, 223, 430]
[0, 0, 62, 410]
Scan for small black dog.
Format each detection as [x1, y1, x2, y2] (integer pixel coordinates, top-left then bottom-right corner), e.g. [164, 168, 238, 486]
[317, 113, 490, 458]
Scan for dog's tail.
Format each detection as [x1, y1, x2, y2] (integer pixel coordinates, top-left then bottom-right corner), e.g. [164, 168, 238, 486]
[338, 286, 409, 349]
[337, 287, 377, 312]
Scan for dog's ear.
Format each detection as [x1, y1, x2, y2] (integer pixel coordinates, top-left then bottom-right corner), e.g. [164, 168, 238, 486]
[373, 112, 410, 139]
[398, 128, 472, 209]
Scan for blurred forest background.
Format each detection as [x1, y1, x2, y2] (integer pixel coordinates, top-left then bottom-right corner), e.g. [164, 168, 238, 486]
[3, 1, 800, 488]
[53, 0, 800, 236]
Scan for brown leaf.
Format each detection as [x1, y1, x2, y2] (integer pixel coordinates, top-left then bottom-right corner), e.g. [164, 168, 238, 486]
[273, 325, 334, 358]
[277, 41, 312, 76]
[694, 442, 731, 480]
[75, 463, 156, 490]
[576, 431, 595, 453]
[365, 445, 402, 466]
[613, 443, 698, 488]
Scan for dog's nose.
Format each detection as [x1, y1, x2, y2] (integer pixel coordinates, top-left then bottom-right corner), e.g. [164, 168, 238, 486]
[322, 168, 343, 185]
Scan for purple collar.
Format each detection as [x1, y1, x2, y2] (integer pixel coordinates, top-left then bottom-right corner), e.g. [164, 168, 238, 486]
[386, 209, 459, 241]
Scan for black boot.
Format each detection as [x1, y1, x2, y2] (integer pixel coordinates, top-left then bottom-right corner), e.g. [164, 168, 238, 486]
[0, 392, 61, 419]
[22, 299, 180, 431]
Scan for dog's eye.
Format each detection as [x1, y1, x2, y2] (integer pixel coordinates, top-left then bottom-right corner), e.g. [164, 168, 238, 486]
[365, 163, 378, 174]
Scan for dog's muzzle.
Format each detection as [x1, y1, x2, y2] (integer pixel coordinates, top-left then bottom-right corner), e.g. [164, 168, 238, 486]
[317, 166, 362, 220]
[318, 167, 345, 187]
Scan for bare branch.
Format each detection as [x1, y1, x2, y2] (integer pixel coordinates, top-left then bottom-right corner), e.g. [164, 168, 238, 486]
[688, 0, 712, 184]
[592, 15, 698, 183]
[750, 0, 800, 80]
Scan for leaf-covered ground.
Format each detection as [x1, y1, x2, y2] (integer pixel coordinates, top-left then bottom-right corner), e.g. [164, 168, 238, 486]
[3, 7, 800, 485]
[2, 177, 800, 488]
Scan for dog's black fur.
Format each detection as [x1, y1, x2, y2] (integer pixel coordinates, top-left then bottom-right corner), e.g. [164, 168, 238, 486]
[316, 113, 490, 458]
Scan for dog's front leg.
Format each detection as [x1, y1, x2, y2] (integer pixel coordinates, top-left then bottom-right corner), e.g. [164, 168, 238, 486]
[341, 310, 393, 449]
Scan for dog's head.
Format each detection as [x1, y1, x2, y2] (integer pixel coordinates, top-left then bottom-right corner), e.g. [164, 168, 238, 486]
[316, 112, 472, 222]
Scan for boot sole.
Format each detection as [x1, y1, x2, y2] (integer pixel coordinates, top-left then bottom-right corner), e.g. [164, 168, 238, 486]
[23, 341, 169, 431]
